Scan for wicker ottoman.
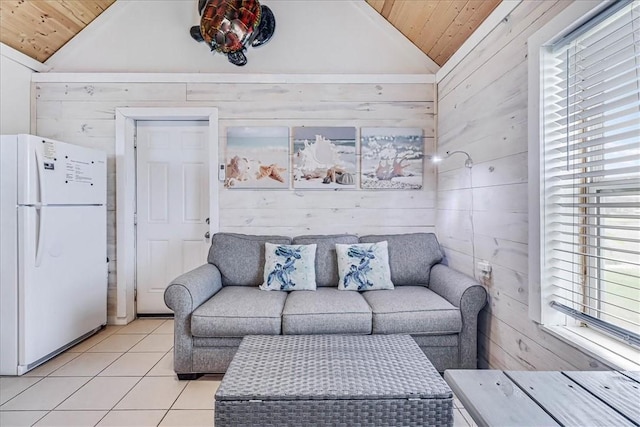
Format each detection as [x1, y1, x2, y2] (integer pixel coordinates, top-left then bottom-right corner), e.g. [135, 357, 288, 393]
[214, 335, 453, 426]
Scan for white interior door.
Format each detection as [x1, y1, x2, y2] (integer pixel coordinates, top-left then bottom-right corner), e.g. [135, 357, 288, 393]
[136, 121, 210, 314]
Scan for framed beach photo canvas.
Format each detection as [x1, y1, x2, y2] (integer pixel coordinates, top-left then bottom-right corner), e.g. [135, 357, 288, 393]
[225, 126, 290, 189]
[292, 126, 357, 190]
[360, 127, 424, 190]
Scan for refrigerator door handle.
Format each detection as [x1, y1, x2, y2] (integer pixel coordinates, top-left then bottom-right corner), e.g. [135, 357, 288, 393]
[34, 146, 46, 205]
[35, 207, 45, 268]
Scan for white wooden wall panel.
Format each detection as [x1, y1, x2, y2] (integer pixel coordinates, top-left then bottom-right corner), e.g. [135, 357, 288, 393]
[438, 114, 529, 172]
[473, 183, 528, 213]
[440, 248, 475, 277]
[436, 0, 609, 371]
[435, 209, 473, 255]
[0, 53, 33, 134]
[439, 67, 528, 150]
[437, 188, 472, 212]
[186, 83, 435, 102]
[35, 83, 188, 101]
[438, 0, 565, 100]
[470, 153, 529, 188]
[483, 290, 605, 371]
[479, 332, 531, 370]
[474, 234, 528, 274]
[473, 211, 528, 243]
[479, 311, 579, 371]
[437, 167, 471, 192]
[34, 78, 435, 321]
[223, 190, 437, 210]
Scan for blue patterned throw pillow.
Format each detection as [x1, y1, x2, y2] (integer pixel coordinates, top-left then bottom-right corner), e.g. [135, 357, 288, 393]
[336, 241, 394, 291]
[261, 243, 317, 291]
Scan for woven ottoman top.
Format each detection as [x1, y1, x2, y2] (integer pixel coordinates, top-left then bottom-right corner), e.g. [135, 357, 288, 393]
[216, 334, 452, 401]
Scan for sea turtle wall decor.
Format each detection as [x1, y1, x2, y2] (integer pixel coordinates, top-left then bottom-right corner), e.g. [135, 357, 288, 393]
[190, 0, 276, 66]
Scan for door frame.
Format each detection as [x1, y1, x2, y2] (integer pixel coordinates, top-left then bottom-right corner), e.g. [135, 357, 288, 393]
[114, 107, 219, 325]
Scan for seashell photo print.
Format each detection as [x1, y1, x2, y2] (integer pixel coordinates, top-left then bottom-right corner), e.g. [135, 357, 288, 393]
[293, 126, 357, 190]
[360, 127, 424, 190]
[225, 126, 290, 189]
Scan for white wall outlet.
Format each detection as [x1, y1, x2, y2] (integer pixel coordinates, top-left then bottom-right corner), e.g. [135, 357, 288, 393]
[477, 261, 492, 273]
[477, 260, 492, 278]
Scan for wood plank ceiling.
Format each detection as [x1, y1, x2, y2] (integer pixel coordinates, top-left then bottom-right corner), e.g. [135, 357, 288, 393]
[0, 0, 115, 63]
[0, 0, 500, 67]
[367, 0, 502, 66]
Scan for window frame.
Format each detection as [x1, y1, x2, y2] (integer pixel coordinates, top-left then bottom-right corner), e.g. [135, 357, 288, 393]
[527, 0, 640, 370]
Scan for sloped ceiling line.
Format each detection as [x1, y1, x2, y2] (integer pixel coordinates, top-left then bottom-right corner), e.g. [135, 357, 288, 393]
[367, 0, 502, 66]
[0, 0, 500, 68]
[0, 0, 115, 63]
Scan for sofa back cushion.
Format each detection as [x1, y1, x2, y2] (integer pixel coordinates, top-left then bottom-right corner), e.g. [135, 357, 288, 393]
[292, 234, 359, 287]
[359, 233, 443, 286]
[208, 233, 291, 286]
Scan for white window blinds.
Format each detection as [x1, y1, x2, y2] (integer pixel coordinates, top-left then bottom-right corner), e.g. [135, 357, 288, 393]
[541, 0, 640, 347]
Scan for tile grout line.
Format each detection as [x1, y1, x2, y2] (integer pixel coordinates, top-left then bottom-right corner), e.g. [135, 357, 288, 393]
[40, 321, 161, 426]
[98, 320, 174, 426]
[109, 320, 176, 427]
[0, 320, 189, 426]
[0, 376, 45, 409]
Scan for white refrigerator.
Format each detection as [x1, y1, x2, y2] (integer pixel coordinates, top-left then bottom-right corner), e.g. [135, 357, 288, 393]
[0, 134, 107, 375]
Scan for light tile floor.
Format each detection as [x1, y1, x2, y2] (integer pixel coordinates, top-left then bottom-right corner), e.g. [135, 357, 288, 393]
[1, 319, 477, 427]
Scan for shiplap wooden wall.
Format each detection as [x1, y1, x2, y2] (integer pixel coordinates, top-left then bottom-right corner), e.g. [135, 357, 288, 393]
[33, 78, 436, 318]
[436, 0, 609, 371]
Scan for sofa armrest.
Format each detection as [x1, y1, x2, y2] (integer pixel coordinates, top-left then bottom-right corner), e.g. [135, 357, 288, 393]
[164, 263, 222, 375]
[164, 263, 222, 314]
[429, 264, 487, 369]
[429, 264, 486, 313]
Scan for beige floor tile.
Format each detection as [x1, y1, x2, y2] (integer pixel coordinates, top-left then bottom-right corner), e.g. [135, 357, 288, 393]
[152, 320, 174, 334]
[49, 352, 121, 377]
[57, 376, 141, 410]
[99, 353, 165, 377]
[0, 410, 48, 426]
[171, 379, 219, 410]
[33, 410, 107, 426]
[96, 410, 167, 427]
[103, 324, 126, 335]
[24, 352, 80, 377]
[146, 352, 175, 377]
[159, 409, 214, 426]
[114, 377, 187, 410]
[129, 334, 173, 353]
[0, 376, 42, 405]
[67, 327, 120, 353]
[116, 319, 167, 335]
[0, 377, 89, 411]
[87, 334, 146, 353]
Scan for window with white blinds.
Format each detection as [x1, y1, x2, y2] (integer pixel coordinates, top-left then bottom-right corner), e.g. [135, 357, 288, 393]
[541, 0, 640, 347]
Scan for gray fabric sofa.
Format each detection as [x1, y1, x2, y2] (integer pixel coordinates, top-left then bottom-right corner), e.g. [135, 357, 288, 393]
[164, 232, 487, 380]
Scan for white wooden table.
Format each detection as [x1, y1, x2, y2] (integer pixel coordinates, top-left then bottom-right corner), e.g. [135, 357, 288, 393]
[444, 370, 640, 427]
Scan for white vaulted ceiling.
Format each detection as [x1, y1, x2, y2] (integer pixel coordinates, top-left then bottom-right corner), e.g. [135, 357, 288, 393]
[1, 0, 501, 68]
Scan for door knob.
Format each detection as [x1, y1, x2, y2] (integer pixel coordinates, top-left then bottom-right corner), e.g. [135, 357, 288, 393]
[206, 217, 210, 224]
[204, 231, 211, 239]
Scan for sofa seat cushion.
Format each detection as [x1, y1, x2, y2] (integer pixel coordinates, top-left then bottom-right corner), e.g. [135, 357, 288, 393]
[362, 286, 462, 335]
[282, 288, 372, 335]
[191, 286, 286, 337]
